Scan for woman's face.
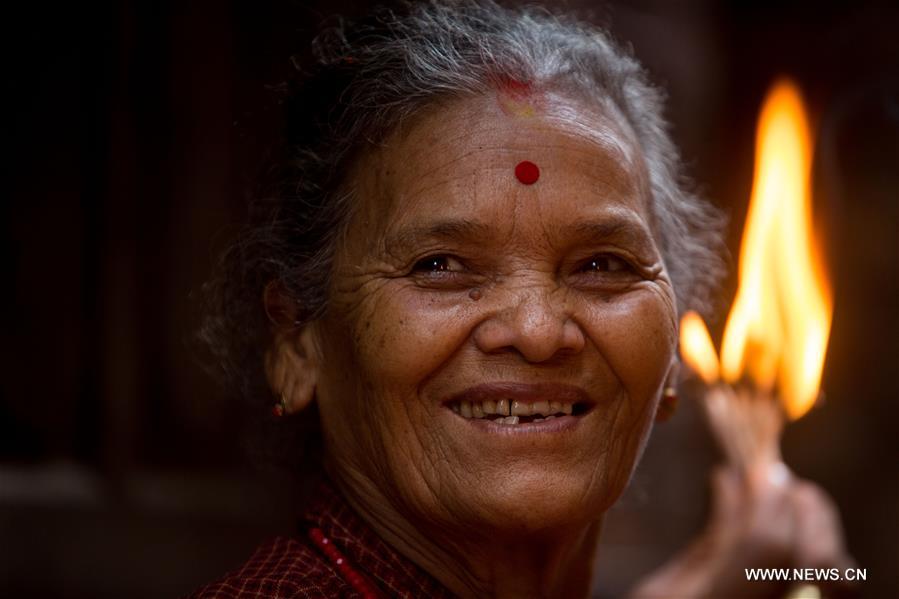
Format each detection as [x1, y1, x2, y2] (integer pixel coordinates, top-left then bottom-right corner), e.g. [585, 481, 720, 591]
[310, 91, 678, 537]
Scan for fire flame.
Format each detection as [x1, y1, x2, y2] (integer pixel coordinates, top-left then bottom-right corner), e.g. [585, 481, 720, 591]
[680, 311, 720, 386]
[680, 79, 833, 420]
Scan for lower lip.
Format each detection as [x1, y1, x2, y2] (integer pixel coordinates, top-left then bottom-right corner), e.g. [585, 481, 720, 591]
[451, 411, 584, 434]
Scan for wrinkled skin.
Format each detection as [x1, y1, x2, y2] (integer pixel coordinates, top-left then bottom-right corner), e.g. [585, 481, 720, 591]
[293, 91, 678, 597]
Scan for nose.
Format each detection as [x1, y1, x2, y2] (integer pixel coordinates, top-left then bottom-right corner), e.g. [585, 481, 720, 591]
[472, 283, 585, 362]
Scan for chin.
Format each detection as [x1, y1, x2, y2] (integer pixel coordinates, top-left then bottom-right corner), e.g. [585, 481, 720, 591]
[458, 465, 618, 536]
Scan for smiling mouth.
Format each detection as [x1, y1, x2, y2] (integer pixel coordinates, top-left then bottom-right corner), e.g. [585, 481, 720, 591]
[444, 382, 594, 426]
[448, 399, 590, 424]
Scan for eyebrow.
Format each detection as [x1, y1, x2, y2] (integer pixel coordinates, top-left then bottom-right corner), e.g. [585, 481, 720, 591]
[384, 215, 653, 255]
[384, 219, 492, 254]
[567, 218, 653, 247]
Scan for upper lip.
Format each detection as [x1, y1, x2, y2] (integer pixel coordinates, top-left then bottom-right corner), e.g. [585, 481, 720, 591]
[444, 382, 593, 407]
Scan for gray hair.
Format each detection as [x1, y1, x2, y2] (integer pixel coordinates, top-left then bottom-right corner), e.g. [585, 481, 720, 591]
[199, 0, 725, 424]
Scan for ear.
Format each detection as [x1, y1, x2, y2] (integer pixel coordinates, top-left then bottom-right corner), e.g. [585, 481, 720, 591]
[262, 281, 321, 415]
[264, 325, 321, 414]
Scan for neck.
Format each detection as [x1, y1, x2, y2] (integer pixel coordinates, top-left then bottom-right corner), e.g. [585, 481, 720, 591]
[330, 468, 602, 599]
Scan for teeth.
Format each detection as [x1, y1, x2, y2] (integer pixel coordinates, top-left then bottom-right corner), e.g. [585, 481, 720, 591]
[452, 400, 578, 420]
[461, 402, 472, 418]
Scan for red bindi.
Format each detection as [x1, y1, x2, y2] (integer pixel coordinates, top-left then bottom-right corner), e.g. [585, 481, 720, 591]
[514, 160, 540, 185]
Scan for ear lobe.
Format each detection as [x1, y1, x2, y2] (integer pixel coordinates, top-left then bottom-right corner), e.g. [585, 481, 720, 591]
[655, 358, 680, 423]
[664, 357, 680, 389]
[264, 323, 321, 415]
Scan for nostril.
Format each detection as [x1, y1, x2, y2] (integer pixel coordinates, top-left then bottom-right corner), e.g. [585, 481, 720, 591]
[561, 318, 586, 353]
[473, 315, 585, 362]
[471, 290, 583, 361]
[472, 318, 517, 355]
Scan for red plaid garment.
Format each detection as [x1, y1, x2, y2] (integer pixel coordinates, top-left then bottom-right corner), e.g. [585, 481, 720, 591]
[186, 479, 456, 598]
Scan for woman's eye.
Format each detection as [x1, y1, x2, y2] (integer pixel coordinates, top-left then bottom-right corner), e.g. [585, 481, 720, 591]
[410, 255, 470, 288]
[412, 255, 463, 274]
[580, 255, 631, 273]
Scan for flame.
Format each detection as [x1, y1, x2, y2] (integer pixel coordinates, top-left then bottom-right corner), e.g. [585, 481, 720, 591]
[680, 79, 833, 421]
[680, 311, 720, 385]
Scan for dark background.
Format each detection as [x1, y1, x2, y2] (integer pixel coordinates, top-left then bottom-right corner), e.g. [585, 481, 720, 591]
[3, 1, 898, 597]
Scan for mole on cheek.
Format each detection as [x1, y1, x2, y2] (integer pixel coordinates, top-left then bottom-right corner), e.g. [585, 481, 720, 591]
[468, 288, 482, 301]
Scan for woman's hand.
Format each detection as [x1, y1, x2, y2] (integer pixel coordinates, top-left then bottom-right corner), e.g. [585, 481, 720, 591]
[630, 463, 856, 598]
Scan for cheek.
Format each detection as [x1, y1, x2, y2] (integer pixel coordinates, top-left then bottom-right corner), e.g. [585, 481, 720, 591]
[318, 286, 482, 487]
[315, 284, 480, 466]
[581, 291, 677, 409]
[349, 288, 480, 388]
[575, 292, 676, 506]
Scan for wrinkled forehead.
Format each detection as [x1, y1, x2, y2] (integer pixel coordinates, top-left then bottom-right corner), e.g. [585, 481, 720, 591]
[346, 90, 651, 243]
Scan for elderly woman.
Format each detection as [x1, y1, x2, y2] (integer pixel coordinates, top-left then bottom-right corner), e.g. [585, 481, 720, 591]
[192, 2, 851, 598]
